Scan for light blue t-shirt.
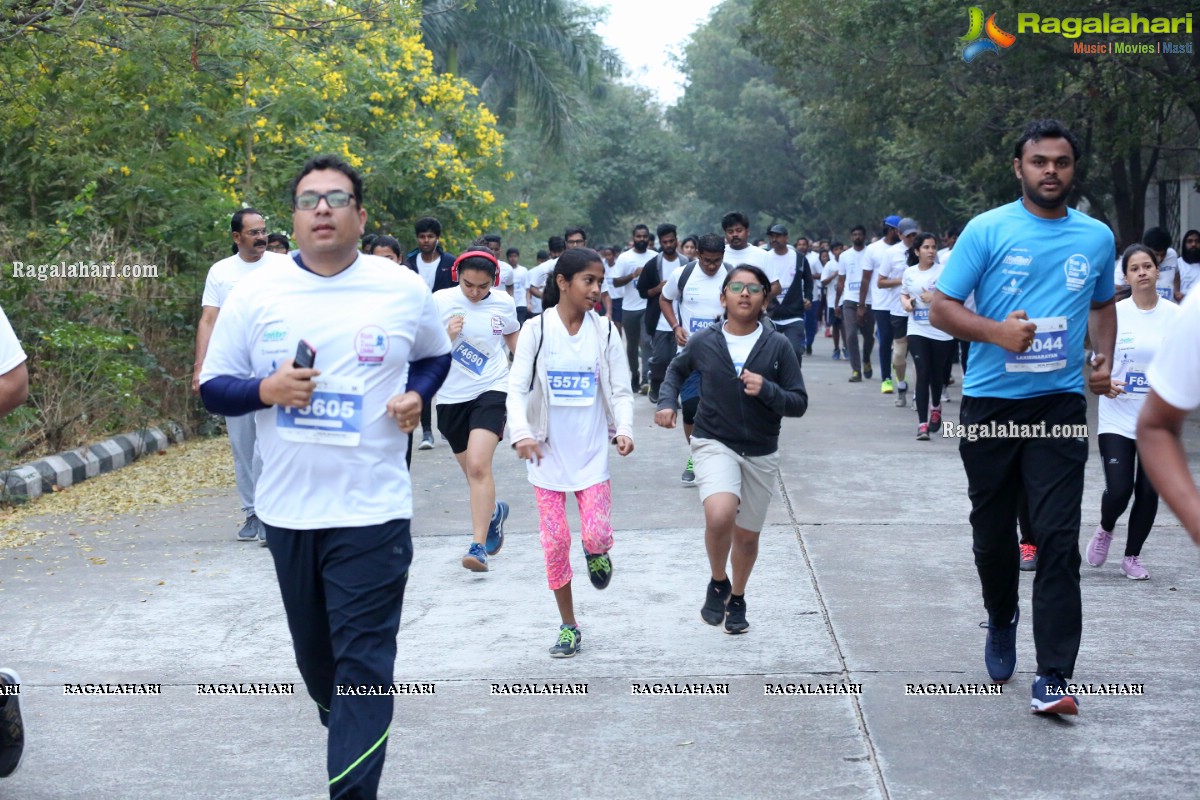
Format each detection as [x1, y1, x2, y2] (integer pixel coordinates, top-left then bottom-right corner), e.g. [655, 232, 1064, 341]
[938, 200, 1115, 399]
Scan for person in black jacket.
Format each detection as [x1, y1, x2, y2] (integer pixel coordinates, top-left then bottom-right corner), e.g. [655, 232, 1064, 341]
[655, 265, 808, 635]
[404, 216, 458, 294]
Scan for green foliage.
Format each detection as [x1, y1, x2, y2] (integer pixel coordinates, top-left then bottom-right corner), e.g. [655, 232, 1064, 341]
[747, 0, 1200, 241]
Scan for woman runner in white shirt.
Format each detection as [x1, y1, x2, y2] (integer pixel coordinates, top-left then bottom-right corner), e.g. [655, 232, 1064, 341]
[1087, 244, 1181, 579]
[900, 233, 955, 439]
[507, 247, 635, 658]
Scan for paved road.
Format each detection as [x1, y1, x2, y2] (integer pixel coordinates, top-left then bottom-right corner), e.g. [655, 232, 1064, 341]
[2, 340, 1199, 799]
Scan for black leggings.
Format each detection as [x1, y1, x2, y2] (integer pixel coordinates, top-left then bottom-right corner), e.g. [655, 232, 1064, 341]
[1098, 433, 1158, 557]
[908, 334, 954, 424]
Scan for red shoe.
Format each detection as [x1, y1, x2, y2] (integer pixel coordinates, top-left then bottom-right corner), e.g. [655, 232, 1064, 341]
[1019, 543, 1037, 571]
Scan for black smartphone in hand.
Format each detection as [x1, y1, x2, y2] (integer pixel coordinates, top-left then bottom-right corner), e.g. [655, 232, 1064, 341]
[295, 339, 316, 371]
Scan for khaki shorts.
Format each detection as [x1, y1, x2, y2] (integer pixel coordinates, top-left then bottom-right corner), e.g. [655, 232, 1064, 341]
[690, 437, 779, 532]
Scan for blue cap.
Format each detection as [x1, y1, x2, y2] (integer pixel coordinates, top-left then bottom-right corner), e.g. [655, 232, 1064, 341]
[883, 215, 901, 228]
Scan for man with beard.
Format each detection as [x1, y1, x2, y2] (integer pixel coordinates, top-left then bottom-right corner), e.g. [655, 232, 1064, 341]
[861, 216, 901, 387]
[613, 224, 658, 392]
[931, 119, 1116, 717]
[1177, 229, 1200, 302]
[721, 212, 775, 293]
[405, 217, 458, 450]
[193, 207, 294, 544]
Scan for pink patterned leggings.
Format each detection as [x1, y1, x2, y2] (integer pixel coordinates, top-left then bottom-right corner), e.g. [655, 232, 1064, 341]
[535, 480, 614, 590]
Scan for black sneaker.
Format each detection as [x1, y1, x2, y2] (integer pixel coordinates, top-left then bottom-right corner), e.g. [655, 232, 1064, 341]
[584, 548, 612, 590]
[0, 668, 24, 778]
[724, 596, 749, 634]
[701, 578, 731, 626]
[863, 364, 873, 379]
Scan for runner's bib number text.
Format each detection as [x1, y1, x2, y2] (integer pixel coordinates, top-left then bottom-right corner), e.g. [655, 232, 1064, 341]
[1005, 317, 1067, 373]
[276, 377, 364, 446]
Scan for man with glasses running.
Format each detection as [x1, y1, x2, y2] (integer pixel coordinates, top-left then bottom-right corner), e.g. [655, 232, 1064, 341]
[200, 155, 451, 798]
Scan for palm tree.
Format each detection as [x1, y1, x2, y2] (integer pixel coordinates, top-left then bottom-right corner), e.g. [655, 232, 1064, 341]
[420, 0, 621, 148]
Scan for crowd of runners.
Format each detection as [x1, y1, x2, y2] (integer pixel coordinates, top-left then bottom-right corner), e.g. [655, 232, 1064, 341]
[4, 119, 1200, 797]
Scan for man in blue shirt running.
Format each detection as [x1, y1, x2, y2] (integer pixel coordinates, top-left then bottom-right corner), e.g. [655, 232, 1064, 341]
[931, 119, 1116, 717]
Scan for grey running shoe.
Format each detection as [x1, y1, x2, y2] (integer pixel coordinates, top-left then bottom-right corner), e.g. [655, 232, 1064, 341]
[237, 514, 260, 542]
[681, 457, 696, 486]
[419, 431, 435, 450]
[549, 625, 581, 658]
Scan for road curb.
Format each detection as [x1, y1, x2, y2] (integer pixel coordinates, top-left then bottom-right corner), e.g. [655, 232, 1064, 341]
[1, 422, 185, 502]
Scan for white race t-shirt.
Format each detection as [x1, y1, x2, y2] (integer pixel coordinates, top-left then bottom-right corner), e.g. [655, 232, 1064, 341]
[528, 309, 610, 492]
[876, 242, 908, 315]
[199, 254, 451, 529]
[902, 264, 953, 341]
[764, 247, 797, 290]
[650, 255, 690, 333]
[1177, 259, 1199, 298]
[837, 247, 867, 304]
[415, 251, 441, 291]
[498, 262, 514, 293]
[615, 249, 657, 311]
[433, 286, 520, 404]
[1100, 296, 1183, 437]
[722, 321, 764, 374]
[0, 305, 27, 375]
[820, 261, 840, 307]
[201, 251, 292, 309]
[863, 239, 892, 307]
[511, 265, 530, 307]
[662, 264, 726, 343]
[765, 247, 803, 326]
[724, 244, 769, 277]
[1146, 289, 1200, 411]
[528, 261, 554, 314]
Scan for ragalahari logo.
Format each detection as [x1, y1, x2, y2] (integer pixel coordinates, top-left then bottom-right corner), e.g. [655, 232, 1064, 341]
[961, 7, 1016, 62]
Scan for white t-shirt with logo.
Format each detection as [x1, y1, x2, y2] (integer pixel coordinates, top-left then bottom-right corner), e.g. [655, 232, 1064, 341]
[837, 247, 867, 304]
[863, 239, 892, 307]
[876, 242, 908, 316]
[765, 247, 803, 326]
[511, 265, 530, 307]
[902, 264, 954, 341]
[1146, 289, 1200, 412]
[722, 322, 763, 374]
[529, 309, 609, 492]
[199, 254, 451, 529]
[615, 249, 657, 311]
[0, 305, 27, 376]
[202, 251, 292, 309]
[1100, 296, 1182, 437]
[434, 286, 519, 404]
[662, 264, 726, 345]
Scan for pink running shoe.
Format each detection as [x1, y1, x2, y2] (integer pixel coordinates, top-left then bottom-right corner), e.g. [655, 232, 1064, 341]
[1086, 526, 1113, 567]
[1121, 555, 1149, 580]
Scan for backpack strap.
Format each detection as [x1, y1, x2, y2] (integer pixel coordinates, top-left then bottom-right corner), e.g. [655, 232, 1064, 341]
[528, 312, 546, 392]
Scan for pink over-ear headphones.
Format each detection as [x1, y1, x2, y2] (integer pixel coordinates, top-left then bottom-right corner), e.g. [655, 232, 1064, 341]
[451, 249, 502, 286]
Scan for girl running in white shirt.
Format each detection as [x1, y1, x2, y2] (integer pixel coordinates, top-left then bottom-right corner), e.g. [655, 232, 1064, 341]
[507, 247, 635, 658]
[901, 233, 956, 439]
[1087, 244, 1181, 579]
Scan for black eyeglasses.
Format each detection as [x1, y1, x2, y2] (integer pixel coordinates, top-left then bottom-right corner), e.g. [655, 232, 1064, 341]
[294, 191, 355, 210]
[726, 281, 764, 295]
[566, 238, 586, 245]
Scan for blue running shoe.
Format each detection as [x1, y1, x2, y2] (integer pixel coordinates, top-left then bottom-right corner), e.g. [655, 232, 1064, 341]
[486, 501, 509, 556]
[983, 607, 1018, 683]
[1031, 674, 1078, 715]
[462, 542, 488, 572]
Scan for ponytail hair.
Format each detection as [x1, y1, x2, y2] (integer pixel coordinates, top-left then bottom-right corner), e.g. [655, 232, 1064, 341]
[542, 247, 603, 310]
